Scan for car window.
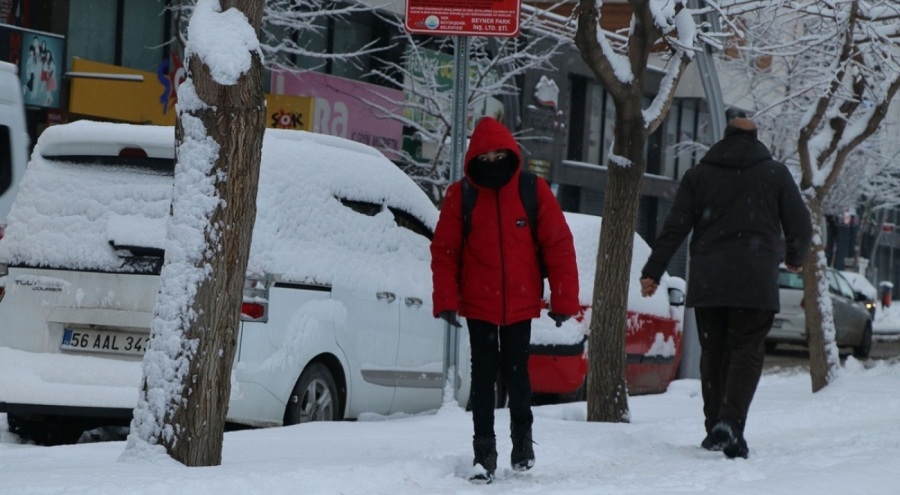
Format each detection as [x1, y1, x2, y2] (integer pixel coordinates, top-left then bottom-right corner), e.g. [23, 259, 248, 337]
[388, 206, 433, 241]
[338, 198, 433, 241]
[832, 271, 856, 299]
[778, 270, 804, 289]
[825, 270, 840, 295]
[44, 154, 175, 176]
[0, 126, 11, 194]
[339, 198, 382, 217]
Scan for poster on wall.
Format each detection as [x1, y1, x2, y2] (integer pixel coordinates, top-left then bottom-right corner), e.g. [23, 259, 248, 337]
[0, 23, 64, 109]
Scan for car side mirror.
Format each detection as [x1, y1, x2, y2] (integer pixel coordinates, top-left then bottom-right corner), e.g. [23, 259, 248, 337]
[668, 288, 685, 307]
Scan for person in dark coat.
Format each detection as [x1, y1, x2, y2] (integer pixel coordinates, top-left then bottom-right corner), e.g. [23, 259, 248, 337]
[640, 117, 812, 459]
[431, 116, 579, 483]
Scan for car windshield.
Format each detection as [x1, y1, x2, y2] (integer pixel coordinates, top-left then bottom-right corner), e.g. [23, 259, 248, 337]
[778, 270, 804, 289]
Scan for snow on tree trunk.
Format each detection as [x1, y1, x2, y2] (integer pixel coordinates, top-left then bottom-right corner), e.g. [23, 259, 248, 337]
[123, 0, 265, 467]
[803, 200, 841, 392]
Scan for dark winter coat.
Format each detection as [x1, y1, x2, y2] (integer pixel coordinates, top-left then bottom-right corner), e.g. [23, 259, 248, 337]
[431, 117, 580, 325]
[641, 131, 812, 311]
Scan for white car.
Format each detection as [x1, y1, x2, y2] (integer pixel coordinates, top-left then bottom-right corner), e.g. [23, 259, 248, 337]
[0, 121, 469, 444]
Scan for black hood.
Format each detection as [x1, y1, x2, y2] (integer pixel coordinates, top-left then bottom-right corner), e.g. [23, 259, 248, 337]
[700, 133, 773, 170]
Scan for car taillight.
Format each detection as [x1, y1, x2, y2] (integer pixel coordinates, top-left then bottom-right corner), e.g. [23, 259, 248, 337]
[241, 302, 265, 320]
[118, 147, 148, 158]
[240, 273, 270, 322]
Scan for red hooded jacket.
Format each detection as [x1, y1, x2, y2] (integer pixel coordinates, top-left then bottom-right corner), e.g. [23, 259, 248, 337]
[431, 117, 580, 326]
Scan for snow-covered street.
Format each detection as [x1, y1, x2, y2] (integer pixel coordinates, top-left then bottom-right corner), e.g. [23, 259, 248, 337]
[2, 358, 898, 495]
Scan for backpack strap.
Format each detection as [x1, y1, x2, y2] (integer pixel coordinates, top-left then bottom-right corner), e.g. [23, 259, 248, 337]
[461, 178, 478, 242]
[518, 171, 539, 249]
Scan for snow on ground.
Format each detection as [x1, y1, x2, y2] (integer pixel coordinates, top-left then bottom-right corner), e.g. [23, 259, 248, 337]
[874, 302, 900, 335]
[1, 359, 898, 495]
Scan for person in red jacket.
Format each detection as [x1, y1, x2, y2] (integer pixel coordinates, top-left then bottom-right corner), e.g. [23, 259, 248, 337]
[431, 116, 579, 483]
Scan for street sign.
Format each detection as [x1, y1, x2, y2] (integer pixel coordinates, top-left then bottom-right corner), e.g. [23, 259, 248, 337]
[405, 0, 521, 37]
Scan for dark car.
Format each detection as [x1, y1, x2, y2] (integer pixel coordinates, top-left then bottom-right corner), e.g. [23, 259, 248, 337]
[767, 268, 873, 358]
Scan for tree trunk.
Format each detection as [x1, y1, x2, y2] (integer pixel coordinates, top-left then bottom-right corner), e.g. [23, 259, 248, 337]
[803, 198, 841, 393]
[586, 111, 645, 422]
[164, 0, 265, 466]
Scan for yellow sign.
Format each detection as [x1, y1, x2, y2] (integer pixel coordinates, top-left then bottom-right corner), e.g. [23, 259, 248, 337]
[68, 58, 313, 131]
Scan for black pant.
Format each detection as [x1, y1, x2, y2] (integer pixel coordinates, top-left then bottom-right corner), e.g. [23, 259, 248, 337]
[694, 307, 774, 435]
[467, 319, 533, 439]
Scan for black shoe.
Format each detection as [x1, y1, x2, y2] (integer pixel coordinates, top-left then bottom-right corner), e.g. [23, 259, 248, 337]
[470, 437, 497, 483]
[701, 432, 725, 451]
[723, 434, 749, 459]
[510, 424, 535, 471]
[710, 420, 749, 459]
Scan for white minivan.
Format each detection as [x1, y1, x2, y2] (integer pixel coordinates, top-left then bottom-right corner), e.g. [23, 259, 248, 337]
[0, 121, 469, 444]
[0, 61, 29, 296]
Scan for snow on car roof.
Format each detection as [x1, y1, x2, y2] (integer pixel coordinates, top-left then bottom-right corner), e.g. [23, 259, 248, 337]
[0, 121, 439, 294]
[563, 212, 673, 319]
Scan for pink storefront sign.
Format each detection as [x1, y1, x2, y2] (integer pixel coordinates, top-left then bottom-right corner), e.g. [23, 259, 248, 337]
[271, 70, 404, 159]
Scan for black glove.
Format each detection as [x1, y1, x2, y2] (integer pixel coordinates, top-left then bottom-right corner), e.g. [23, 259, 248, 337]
[438, 310, 462, 328]
[548, 312, 571, 328]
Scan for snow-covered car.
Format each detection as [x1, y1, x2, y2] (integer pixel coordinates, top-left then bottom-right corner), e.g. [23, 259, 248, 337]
[840, 270, 878, 318]
[0, 121, 471, 444]
[526, 212, 685, 400]
[767, 267, 872, 357]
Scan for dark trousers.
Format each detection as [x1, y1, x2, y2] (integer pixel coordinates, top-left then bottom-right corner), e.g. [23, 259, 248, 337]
[467, 318, 533, 439]
[694, 307, 774, 435]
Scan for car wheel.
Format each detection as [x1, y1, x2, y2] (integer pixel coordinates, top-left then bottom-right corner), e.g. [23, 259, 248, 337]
[283, 363, 341, 425]
[7, 414, 84, 446]
[853, 322, 873, 359]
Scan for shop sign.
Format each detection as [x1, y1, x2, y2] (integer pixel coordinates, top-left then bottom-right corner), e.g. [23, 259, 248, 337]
[271, 70, 403, 159]
[69, 58, 313, 131]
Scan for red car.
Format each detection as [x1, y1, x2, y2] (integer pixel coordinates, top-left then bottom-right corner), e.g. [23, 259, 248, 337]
[527, 213, 684, 400]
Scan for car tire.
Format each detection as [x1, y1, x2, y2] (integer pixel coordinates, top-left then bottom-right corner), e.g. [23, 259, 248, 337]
[853, 322, 873, 359]
[283, 363, 341, 425]
[7, 414, 84, 446]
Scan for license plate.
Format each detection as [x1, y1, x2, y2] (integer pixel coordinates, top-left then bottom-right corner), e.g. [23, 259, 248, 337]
[61, 328, 148, 356]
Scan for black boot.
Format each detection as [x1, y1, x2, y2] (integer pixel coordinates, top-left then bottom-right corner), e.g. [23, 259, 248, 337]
[470, 437, 497, 483]
[710, 420, 749, 459]
[510, 423, 535, 471]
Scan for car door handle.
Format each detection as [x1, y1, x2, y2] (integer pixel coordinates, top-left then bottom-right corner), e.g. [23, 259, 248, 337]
[404, 297, 423, 308]
[376, 291, 396, 303]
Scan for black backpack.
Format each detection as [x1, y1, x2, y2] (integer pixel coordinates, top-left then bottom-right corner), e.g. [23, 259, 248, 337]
[461, 171, 548, 280]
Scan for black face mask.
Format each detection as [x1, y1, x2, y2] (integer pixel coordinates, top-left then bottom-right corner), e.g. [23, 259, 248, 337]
[468, 154, 518, 189]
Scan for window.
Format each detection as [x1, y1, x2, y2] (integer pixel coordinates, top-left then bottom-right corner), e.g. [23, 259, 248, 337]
[833, 271, 856, 299]
[67, 0, 166, 73]
[388, 207, 433, 240]
[121, 0, 166, 73]
[67, 0, 117, 71]
[0, 126, 11, 194]
[338, 198, 433, 240]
